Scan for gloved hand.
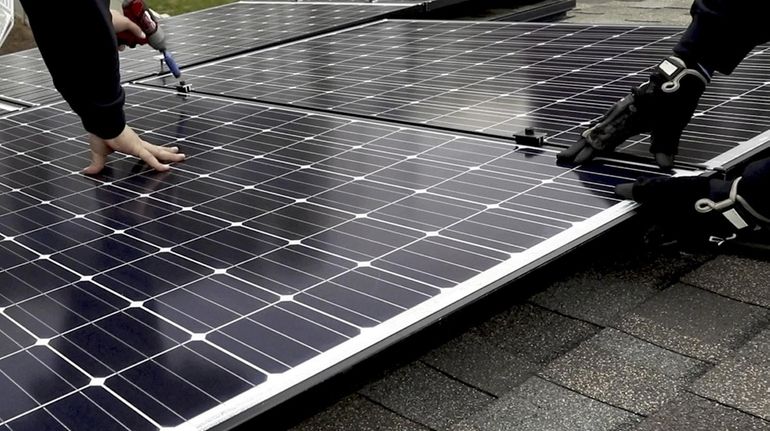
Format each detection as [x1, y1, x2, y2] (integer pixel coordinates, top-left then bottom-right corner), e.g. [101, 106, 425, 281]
[558, 56, 709, 170]
[615, 175, 755, 246]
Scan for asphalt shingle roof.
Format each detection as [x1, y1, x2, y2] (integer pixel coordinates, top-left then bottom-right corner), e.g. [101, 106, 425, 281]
[540, 328, 709, 416]
[683, 255, 770, 308]
[359, 362, 495, 430]
[530, 247, 711, 327]
[634, 392, 770, 431]
[616, 283, 770, 362]
[422, 304, 599, 395]
[693, 328, 770, 421]
[453, 377, 641, 431]
[290, 394, 430, 431]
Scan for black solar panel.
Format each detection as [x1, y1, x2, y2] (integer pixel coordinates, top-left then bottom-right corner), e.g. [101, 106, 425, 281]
[122, 2, 416, 79]
[0, 1, 415, 106]
[0, 50, 61, 106]
[0, 86, 664, 430]
[144, 20, 770, 167]
[291, 0, 466, 10]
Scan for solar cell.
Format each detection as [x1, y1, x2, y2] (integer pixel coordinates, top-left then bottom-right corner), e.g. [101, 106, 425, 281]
[143, 19, 770, 167]
[0, 50, 60, 106]
[0, 86, 665, 430]
[0, 1, 415, 106]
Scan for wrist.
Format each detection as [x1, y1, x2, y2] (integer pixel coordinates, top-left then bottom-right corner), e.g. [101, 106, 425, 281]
[655, 56, 710, 94]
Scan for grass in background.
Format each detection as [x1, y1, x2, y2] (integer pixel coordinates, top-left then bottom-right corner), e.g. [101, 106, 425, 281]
[148, 0, 236, 15]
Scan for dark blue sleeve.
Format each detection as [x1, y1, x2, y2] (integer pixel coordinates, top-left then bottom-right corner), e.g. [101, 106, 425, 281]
[674, 0, 770, 74]
[672, 2, 770, 215]
[19, 0, 126, 139]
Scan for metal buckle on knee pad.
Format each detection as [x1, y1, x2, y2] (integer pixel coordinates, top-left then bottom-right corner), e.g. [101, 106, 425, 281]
[695, 177, 770, 245]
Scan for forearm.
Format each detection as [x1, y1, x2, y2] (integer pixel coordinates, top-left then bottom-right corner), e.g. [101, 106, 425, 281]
[674, 0, 770, 75]
[20, 0, 126, 139]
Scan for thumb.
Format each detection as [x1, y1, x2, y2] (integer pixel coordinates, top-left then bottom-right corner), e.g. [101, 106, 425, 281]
[83, 136, 113, 175]
[127, 20, 146, 40]
[614, 182, 635, 200]
[557, 137, 596, 164]
[650, 127, 682, 170]
[83, 150, 107, 175]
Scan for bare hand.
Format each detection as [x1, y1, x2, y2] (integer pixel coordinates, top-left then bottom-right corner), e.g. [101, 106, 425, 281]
[111, 10, 145, 51]
[85, 126, 186, 175]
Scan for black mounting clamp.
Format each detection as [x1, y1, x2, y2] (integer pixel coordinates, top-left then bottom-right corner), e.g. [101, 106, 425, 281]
[513, 127, 546, 147]
[176, 80, 193, 94]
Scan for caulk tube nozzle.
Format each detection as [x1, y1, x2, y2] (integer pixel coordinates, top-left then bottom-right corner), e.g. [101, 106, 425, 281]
[163, 50, 182, 79]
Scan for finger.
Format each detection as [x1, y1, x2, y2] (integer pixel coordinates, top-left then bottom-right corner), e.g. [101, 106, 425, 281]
[83, 148, 109, 175]
[138, 148, 171, 172]
[145, 144, 179, 155]
[145, 144, 186, 162]
[573, 146, 596, 164]
[126, 20, 146, 40]
[654, 152, 675, 170]
[614, 182, 635, 200]
[650, 128, 681, 170]
[118, 45, 126, 52]
[161, 151, 186, 162]
[556, 139, 587, 162]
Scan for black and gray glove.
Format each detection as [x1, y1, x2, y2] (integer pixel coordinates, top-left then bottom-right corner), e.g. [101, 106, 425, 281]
[615, 174, 770, 247]
[558, 56, 709, 170]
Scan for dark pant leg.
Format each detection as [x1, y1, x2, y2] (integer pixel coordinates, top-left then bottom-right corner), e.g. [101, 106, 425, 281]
[674, 0, 770, 75]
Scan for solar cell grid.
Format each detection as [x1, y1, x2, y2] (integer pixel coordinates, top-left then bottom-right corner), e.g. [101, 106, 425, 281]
[0, 86, 661, 430]
[0, 50, 60, 106]
[0, 1, 415, 106]
[145, 19, 770, 166]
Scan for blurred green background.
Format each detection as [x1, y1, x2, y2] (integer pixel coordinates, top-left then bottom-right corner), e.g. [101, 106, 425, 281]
[149, 0, 236, 15]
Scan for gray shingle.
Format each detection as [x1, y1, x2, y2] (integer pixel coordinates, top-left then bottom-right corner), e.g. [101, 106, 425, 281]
[693, 328, 770, 421]
[453, 376, 641, 431]
[540, 328, 709, 415]
[531, 279, 660, 328]
[682, 255, 770, 308]
[422, 333, 538, 397]
[359, 361, 495, 430]
[531, 249, 712, 326]
[616, 284, 770, 362]
[634, 393, 770, 431]
[290, 394, 431, 431]
[422, 304, 599, 395]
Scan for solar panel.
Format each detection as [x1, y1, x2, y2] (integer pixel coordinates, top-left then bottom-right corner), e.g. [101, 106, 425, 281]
[121, 2, 417, 80]
[0, 1, 415, 106]
[0, 50, 61, 106]
[142, 20, 770, 167]
[291, 0, 467, 12]
[0, 85, 668, 430]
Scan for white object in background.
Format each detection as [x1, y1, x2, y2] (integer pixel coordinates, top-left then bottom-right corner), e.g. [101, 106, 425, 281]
[0, 0, 13, 47]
